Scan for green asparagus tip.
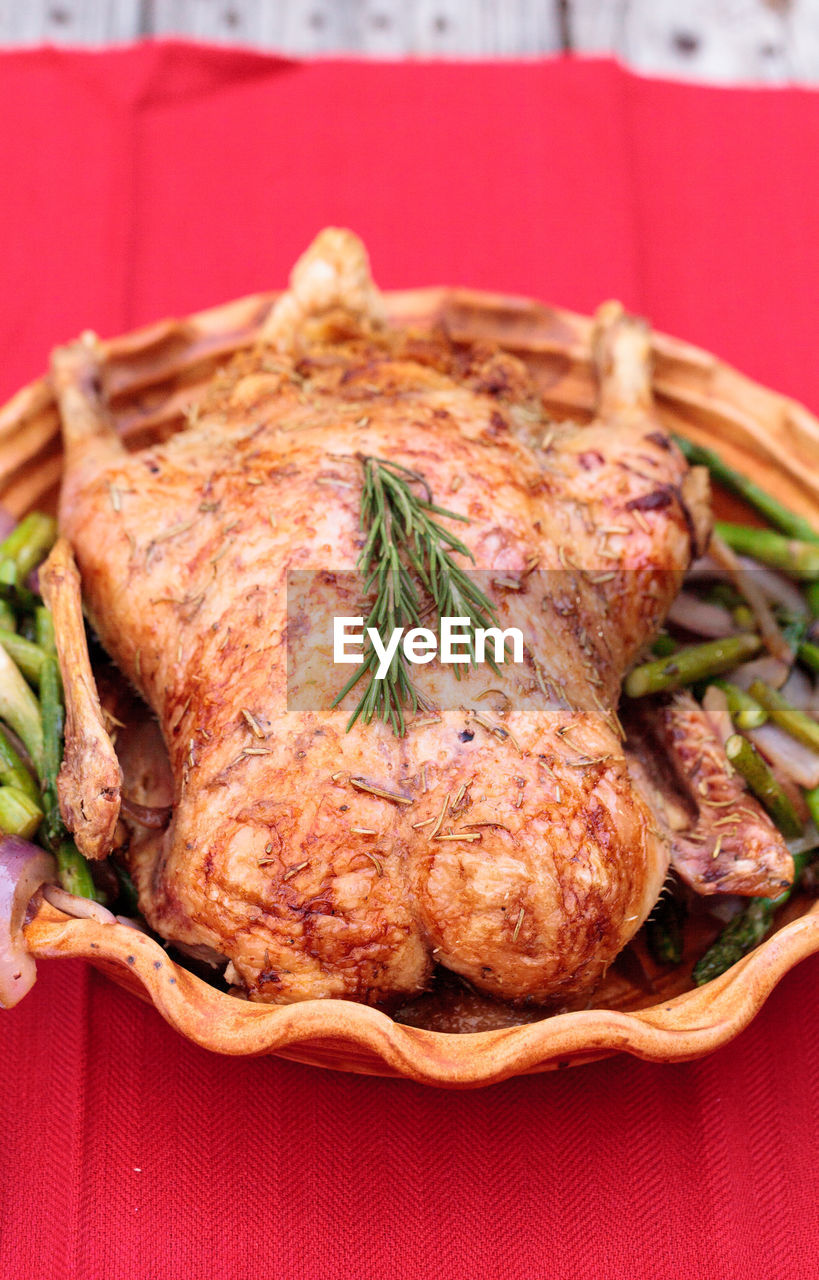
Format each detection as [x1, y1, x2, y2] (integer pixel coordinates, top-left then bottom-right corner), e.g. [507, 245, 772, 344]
[0, 512, 57, 582]
[55, 840, 102, 902]
[693, 898, 776, 986]
[731, 604, 756, 632]
[0, 725, 39, 803]
[0, 644, 43, 771]
[693, 839, 819, 986]
[0, 630, 47, 687]
[112, 861, 139, 916]
[674, 437, 819, 544]
[724, 732, 803, 838]
[650, 633, 677, 658]
[38, 653, 66, 851]
[798, 641, 819, 675]
[624, 633, 762, 698]
[33, 606, 56, 656]
[710, 678, 768, 730]
[0, 600, 16, 633]
[748, 679, 819, 755]
[714, 521, 819, 580]
[645, 893, 686, 967]
[0, 784, 43, 840]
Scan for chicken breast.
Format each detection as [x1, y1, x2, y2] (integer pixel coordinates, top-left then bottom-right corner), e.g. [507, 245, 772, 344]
[52, 229, 712, 1006]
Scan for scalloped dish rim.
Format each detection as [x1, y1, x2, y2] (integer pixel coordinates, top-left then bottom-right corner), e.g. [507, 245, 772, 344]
[9, 282, 819, 1086]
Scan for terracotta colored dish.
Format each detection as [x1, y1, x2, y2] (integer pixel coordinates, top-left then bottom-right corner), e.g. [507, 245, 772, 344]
[7, 285, 819, 1086]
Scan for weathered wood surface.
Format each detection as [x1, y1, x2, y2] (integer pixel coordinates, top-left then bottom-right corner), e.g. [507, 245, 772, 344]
[2, 1, 818, 82]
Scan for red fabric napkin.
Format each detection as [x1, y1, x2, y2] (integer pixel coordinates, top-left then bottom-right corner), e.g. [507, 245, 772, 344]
[1, 43, 819, 1279]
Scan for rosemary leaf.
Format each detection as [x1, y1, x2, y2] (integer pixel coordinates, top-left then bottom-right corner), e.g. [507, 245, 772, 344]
[332, 456, 501, 735]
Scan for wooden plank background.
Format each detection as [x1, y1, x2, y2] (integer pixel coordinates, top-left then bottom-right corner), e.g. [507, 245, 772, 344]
[0, 1, 817, 82]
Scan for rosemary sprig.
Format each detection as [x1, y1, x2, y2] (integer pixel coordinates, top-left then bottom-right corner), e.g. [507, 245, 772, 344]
[332, 456, 501, 735]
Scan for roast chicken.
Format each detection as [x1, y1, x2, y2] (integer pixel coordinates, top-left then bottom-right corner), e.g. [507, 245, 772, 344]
[46, 229, 792, 1007]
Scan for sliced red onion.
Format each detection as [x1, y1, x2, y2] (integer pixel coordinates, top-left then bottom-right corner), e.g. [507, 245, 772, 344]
[702, 684, 733, 746]
[120, 795, 172, 828]
[0, 836, 57, 1008]
[782, 667, 815, 711]
[0, 506, 17, 543]
[172, 940, 227, 969]
[782, 669, 819, 721]
[732, 655, 791, 691]
[747, 724, 819, 789]
[115, 915, 151, 934]
[736, 558, 808, 614]
[687, 555, 723, 581]
[708, 533, 792, 665]
[689, 555, 808, 615]
[707, 895, 746, 924]
[787, 827, 819, 858]
[667, 592, 736, 638]
[42, 883, 116, 925]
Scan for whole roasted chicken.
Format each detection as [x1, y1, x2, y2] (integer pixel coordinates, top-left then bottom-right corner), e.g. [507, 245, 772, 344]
[46, 229, 791, 1008]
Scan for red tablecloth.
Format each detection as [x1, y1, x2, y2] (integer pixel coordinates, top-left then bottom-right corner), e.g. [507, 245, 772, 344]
[2, 42, 819, 1280]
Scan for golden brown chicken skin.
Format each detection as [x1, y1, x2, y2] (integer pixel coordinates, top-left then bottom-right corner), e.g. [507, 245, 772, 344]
[52, 229, 711, 1006]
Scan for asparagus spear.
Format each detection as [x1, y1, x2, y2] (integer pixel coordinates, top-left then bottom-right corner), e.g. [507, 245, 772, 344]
[0, 630, 47, 685]
[55, 839, 98, 900]
[112, 861, 139, 916]
[779, 614, 809, 654]
[645, 892, 686, 967]
[709, 678, 768, 730]
[0, 642, 43, 770]
[0, 725, 39, 803]
[674, 437, 819, 543]
[0, 512, 57, 584]
[706, 583, 746, 610]
[693, 899, 773, 986]
[41, 659, 99, 899]
[808, 583, 819, 618]
[0, 606, 60, 692]
[0, 555, 101, 903]
[806, 785, 819, 832]
[650, 633, 677, 658]
[0, 559, 17, 593]
[0, 784, 43, 839]
[714, 522, 819, 580]
[748, 679, 819, 755]
[693, 845, 817, 986]
[798, 641, 819, 674]
[34, 605, 56, 654]
[38, 653, 64, 851]
[732, 604, 756, 631]
[624, 633, 762, 698]
[38, 647, 103, 902]
[724, 733, 803, 837]
[0, 600, 15, 632]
